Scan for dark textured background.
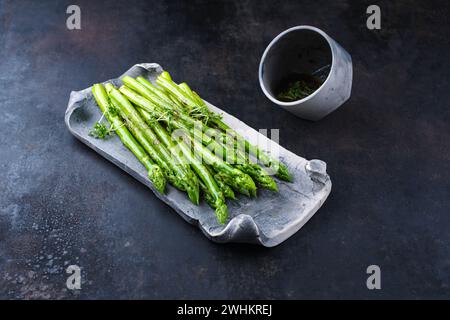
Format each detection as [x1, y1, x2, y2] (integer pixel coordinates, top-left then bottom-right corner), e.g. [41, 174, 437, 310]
[0, 0, 449, 299]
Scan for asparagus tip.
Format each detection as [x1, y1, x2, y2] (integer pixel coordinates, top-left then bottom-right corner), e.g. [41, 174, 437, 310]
[241, 174, 257, 197]
[159, 71, 172, 81]
[148, 166, 166, 194]
[186, 183, 200, 205]
[276, 163, 293, 182]
[104, 82, 115, 93]
[260, 176, 279, 192]
[215, 201, 228, 225]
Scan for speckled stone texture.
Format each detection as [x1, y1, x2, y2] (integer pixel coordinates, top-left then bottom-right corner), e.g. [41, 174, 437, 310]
[0, 0, 449, 299]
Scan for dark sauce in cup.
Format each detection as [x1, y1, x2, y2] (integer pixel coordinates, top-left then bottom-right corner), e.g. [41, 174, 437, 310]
[275, 65, 330, 102]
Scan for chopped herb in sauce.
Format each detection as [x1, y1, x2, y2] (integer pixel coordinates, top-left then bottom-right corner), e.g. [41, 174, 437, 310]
[276, 73, 323, 102]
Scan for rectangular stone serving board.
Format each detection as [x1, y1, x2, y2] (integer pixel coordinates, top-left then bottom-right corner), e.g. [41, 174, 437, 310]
[64, 63, 332, 247]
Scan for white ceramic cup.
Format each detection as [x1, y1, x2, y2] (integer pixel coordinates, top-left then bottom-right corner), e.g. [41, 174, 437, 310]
[259, 26, 353, 121]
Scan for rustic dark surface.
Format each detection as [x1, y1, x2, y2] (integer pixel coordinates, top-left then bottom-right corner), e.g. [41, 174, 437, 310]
[0, 0, 449, 299]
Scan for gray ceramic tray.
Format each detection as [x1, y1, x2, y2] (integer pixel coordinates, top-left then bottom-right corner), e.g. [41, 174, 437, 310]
[65, 63, 332, 247]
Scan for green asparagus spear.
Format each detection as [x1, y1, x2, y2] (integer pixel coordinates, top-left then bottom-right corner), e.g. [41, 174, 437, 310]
[122, 76, 182, 114]
[156, 73, 196, 110]
[137, 108, 201, 195]
[198, 180, 216, 208]
[134, 101, 228, 219]
[124, 78, 282, 188]
[186, 85, 292, 182]
[190, 122, 278, 191]
[174, 137, 228, 224]
[210, 169, 235, 200]
[110, 97, 186, 188]
[134, 91, 277, 192]
[139, 108, 235, 203]
[136, 76, 185, 111]
[155, 72, 291, 181]
[122, 81, 230, 151]
[187, 134, 257, 197]
[160, 70, 173, 81]
[119, 85, 200, 131]
[178, 82, 207, 111]
[91, 84, 166, 194]
[104, 85, 183, 191]
[156, 72, 215, 123]
[211, 117, 292, 182]
[235, 163, 278, 192]
[138, 109, 171, 146]
[106, 84, 200, 205]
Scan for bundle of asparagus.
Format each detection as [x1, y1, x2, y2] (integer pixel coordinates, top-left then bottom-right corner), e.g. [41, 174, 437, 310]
[89, 71, 293, 224]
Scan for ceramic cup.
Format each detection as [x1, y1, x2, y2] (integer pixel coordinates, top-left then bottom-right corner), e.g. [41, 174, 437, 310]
[259, 26, 353, 121]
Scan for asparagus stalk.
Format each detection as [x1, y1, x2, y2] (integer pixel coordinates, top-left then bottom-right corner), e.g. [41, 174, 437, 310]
[186, 134, 257, 197]
[155, 73, 196, 111]
[174, 137, 228, 224]
[125, 84, 277, 192]
[211, 117, 293, 182]
[106, 84, 200, 205]
[122, 80, 231, 146]
[183, 84, 292, 182]
[136, 102, 229, 222]
[124, 77, 283, 190]
[136, 76, 185, 111]
[198, 180, 216, 208]
[139, 108, 236, 201]
[185, 117, 278, 191]
[91, 84, 166, 193]
[122, 76, 182, 114]
[208, 168, 235, 200]
[136, 108, 202, 197]
[140, 107, 257, 197]
[137, 109, 191, 169]
[156, 72, 216, 124]
[104, 85, 182, 190]
[164, 75, 293, 182]
[119, 85, 201, 131]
